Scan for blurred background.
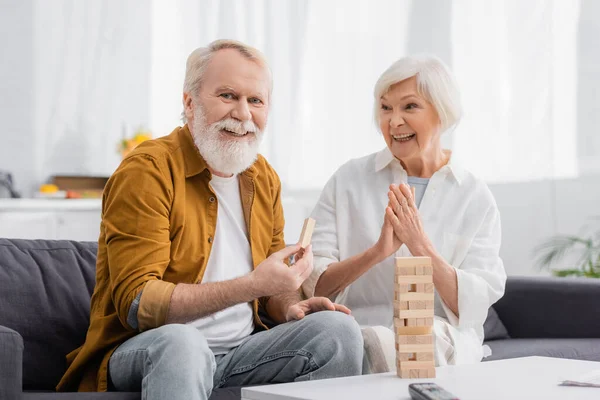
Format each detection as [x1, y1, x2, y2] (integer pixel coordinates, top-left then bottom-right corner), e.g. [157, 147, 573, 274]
[1, 0, 599, 277]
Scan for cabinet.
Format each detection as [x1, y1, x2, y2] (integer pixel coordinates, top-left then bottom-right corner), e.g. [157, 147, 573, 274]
[0, 199, 102, 241]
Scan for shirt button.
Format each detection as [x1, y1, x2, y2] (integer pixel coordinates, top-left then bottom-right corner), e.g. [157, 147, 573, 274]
[208, 237, 213, 244]
[209, 196, 215, 203]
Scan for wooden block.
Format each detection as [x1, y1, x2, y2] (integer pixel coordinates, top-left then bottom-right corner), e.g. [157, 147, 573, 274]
[396, 352, 412, 361]
[396, 266, 416, 276]
[415, 266, 424, 275]
[396, 334, 434, 345]
[416, 352, 434, 361]
[415, 283, 425, 292]
[406, 318, 418, 327]
[396, 292, 434, 301]
[394, 318, 432, 335]
[299, 218, 316, 248]
[394, 300, 409, 310]
[397, 369, 413, 378]
[425, 317, 434, 326]
[397, 309, 434, 319]
[395, 257, 432, 268]
[396, 344, 433, 353]
[394, 326, 432, 335]
[396, 275, 433, 285]
[395, 284, 411, 293]
[398, 367, 436, 379]
[393, 318, 405, 328]
[424, 283, 434, 293]
[408, 300, 425, 309]
[418, 368, 436, 378]
[399, 360, 435, 369]
[408, 300, 435, 310]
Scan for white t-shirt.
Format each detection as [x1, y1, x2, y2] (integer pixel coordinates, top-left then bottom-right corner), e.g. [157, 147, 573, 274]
[188, 174, 255, 355]
[302, 147, 506, 364]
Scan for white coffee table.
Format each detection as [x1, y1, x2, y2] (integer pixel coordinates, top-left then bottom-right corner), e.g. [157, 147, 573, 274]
[241, 356, 600, 400]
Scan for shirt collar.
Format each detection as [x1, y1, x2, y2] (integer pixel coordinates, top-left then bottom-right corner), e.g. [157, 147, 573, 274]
[374, 146, 465, 185]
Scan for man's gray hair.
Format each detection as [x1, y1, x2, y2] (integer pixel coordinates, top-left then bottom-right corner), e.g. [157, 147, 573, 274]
[181, 39, 271, 122]
[373, 55, 462, 133]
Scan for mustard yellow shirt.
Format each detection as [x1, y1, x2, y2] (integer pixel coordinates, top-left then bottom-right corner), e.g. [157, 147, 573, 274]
[57, 125, 286, 391]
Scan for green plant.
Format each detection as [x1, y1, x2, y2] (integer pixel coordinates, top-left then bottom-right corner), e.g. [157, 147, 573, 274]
[533, 218, 600, 278]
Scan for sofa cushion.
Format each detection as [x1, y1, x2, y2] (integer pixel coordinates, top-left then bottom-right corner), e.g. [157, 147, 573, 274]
[483, 307, 510, 341]
[0, 239, 98, 390]
[484, 338, 600, 362]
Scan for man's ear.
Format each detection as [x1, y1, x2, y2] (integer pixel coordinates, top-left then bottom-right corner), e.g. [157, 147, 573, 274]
[183, 92, 194, 120]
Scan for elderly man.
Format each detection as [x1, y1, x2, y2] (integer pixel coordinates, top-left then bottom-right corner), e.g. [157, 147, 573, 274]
[57, 40, 363, 399]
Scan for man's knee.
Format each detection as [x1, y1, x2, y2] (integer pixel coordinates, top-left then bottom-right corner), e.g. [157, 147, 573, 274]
[304, 311, 363, 355]
[307, 311, 362, 338]
[151, 324, 215, 368]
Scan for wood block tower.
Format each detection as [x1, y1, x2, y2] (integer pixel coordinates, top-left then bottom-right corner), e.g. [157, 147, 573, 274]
[394, 256, 436, 378]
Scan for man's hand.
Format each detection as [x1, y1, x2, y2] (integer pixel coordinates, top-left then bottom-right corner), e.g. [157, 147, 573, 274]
[285, 297, 352, 321]
[250, 243, 314, 298]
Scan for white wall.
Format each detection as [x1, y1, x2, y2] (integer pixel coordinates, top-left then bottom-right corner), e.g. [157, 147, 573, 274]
[0, 0, 35, 197]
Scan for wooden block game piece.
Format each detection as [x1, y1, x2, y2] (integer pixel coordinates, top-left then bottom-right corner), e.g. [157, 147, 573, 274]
[299, 218, 315, 248]
[418, 368, 436, 378]
[396, 257, 432, 268]
[397, 309, 433, 319]
[396, 266, 416, 276]
[396, 275, 432, 284]
[416, 352, 434, 361]
[408, 300, 435, 310]
[396, 334, 433, 345]
[424, 283, 434, 293]
[395, 326, 432, 335]
[394, 300, 409, 310]
[396, 292, 434, 301]
[396, 344, 433, 354]
[396, 284, 411, 293]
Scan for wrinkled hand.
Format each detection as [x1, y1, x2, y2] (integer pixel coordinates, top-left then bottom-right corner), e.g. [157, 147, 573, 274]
[386, 183, 432, 254]
[373, 205, 403, 260]
[285, 296, 352, 321]
[251, 243, 314, 297]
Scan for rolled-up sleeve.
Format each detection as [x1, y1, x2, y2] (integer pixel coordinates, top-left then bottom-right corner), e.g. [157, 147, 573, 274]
[302, 174, 340, 298]
[103, 154, 175, 332]
[440, 203, 507, 329]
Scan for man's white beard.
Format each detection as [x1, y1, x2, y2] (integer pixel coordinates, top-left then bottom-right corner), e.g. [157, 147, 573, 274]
[191, 104, 264, 176]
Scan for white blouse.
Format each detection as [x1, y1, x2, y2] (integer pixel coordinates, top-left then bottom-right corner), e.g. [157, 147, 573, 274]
[302, 147, 507, 363]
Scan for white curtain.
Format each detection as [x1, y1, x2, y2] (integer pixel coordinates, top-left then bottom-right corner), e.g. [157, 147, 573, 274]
[150, 0, 583, 190]
[33, 0, 151, 182]
[451, 0, 580, 183]
[150, 0, 311, 181]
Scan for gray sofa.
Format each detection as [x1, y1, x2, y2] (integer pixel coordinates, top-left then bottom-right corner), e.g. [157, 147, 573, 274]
[482, 275, 600, 361]
[1, 238, 600, 399]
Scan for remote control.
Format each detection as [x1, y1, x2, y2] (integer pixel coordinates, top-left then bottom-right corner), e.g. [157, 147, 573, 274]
[408, 383, 460, 400]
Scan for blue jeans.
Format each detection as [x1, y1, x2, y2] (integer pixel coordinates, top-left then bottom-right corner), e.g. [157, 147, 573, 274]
[108, 311, 364, 400]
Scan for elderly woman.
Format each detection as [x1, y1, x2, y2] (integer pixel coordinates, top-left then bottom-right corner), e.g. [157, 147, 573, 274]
[302, 55, 506, 371]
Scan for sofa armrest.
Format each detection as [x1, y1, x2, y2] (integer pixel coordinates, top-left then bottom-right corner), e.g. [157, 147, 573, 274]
[0, 324, 23, 399]
[494, 276, 600, 338]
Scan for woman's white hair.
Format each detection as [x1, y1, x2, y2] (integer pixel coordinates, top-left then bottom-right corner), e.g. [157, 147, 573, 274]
[373, 55, 462, 133]
[181, 39, 271, 123]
